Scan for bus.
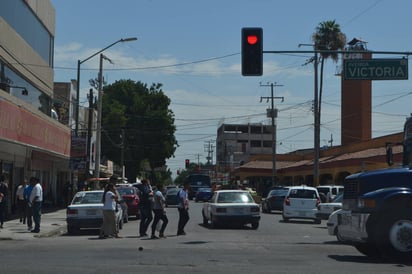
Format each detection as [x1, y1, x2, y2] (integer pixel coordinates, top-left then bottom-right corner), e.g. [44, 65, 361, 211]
[187, 174, 211, 200]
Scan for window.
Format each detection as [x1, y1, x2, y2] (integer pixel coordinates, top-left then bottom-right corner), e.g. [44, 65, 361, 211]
[0, 1, 54, 65]
[251, 140, 261, 147]
[289, 189, 318, 199]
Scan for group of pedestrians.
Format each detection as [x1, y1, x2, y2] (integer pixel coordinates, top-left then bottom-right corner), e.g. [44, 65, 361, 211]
[138, 178, 190, 239]
[0, 175, 43, 233]
[97, 177, 191, 240]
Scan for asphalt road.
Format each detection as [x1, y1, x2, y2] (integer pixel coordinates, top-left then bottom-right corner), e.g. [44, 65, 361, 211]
[1, 201, 411, 274]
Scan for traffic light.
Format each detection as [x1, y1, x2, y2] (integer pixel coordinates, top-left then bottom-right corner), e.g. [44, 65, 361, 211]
[241, 27, 263, 76]
[185, 159, 190, 169]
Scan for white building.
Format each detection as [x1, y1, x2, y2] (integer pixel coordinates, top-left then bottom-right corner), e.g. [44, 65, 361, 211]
[216, 123, 273, 171]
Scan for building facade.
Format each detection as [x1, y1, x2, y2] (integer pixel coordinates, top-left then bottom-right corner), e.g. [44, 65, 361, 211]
[0, 0, 71, 210]
[216, 123, 273, 172]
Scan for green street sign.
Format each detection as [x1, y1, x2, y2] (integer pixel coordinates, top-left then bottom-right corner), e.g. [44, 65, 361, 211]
[343, 58, 408, 80]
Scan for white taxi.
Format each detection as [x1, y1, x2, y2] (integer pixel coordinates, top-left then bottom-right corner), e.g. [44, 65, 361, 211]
[66, 190, 123, 234]
[202, 190, 260, 229]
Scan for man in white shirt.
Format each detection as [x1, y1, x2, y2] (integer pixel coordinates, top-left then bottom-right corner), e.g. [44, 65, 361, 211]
[29, 177, 43, 233]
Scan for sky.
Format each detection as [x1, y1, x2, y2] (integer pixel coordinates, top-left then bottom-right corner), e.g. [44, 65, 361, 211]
[50, 0, 412, 177]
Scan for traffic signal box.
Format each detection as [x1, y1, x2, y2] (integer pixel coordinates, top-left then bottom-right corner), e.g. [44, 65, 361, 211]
[185, 159, 190, 169]
[241, 27, 263, 76]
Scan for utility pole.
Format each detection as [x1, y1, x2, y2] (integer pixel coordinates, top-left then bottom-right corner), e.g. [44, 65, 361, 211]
[120, 128, 125, 178]
[204, 140, 215, 166]
[86, 88, 94, 177]
[260, 82, 284, 186]
[299, 44, 320, 187]
[314, 51, 320, 187]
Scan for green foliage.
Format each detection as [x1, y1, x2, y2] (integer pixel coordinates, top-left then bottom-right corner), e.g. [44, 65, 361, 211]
[100, 79, 178, 182]
[312, 20, 346, 62]
[311, 20, 347, 131]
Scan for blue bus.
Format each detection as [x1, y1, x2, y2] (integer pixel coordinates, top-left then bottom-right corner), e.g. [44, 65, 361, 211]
[187, 174, 211, 200]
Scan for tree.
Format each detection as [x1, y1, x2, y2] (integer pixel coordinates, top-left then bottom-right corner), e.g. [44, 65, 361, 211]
[312, 20, 346, 127]
[100, 79, 178, 182]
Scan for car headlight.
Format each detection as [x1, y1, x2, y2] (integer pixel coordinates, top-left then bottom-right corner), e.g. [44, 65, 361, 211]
[250, 206, 259, 212]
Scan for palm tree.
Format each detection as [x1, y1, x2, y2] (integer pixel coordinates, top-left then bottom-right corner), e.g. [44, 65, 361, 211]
[312, 20, 346, 128]
[311, 20, 346, 185]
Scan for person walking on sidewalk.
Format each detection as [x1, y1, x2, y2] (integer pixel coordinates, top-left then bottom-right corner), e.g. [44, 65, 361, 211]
[0, 174, 9, 229]
[24, 180, 34, 231]
[99, 183, 121, 239]
[15, 178, 28, 224]
[151, 183, 168, 239]
[177, 180, 190, 236]
[138, 178, 153, 237]
[29, 177, 43, 233]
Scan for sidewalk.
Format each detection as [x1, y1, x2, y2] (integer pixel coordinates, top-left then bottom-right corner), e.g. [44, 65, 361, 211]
[0, 208, 67, 240]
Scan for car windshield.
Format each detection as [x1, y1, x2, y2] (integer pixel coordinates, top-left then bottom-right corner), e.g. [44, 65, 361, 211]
[198, 188, 211, 192]
[217, 192, 254, 203]
[289, 189, 318, 199]
[269, 189, 288, 196]
[332, 192, 343, 202]
[117, 187, 135, 195]
[72, 192, 103, 204]
[317, 187, 330, 195]
[167, 188, 180, 195]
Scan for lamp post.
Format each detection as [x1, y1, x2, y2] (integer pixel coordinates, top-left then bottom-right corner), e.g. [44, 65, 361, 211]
[74, 37, 137, 136]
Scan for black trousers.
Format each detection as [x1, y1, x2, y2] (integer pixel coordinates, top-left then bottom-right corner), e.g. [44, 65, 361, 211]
[139, 206, 153, 236]
[0, 201, 6, 226]
[151, 209, 168, 235]
[177, 208, 189, 234]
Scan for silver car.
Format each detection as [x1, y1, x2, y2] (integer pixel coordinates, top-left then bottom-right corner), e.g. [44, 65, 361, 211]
[66, 190, 123, 235]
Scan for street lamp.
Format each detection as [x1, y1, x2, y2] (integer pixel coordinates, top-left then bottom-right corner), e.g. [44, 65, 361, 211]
[74, 37, 137, 136]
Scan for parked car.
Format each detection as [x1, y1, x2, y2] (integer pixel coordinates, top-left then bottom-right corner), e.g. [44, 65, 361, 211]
[116, 185, 140, 220]
[195, 187, 213, 202]
[282, 186, 322, 224]
[165, 188, 182, 207]
[202, 190, 260, 229]
[261, 187, 289, 213]
[315, 192, 343, 220]
[316, 185, 344, 202]
[327, 209, 348, 243]
[66, 190, 123, 235]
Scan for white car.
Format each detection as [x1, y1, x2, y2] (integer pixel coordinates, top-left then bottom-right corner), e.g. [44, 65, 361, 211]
[315, 192, 343, 220]
[317, 185, 344, 202]
[202, 190, 260, 229]
[327, 209, 348, 242]
[66, 190, 123, 235]
[282, 186, 322, 224]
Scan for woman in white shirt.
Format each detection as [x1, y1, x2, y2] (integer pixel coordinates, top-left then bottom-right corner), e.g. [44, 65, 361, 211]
[99, 184, 121, 239]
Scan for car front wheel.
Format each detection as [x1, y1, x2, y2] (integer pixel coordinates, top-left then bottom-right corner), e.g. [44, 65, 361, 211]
[251, 222, 259, 230]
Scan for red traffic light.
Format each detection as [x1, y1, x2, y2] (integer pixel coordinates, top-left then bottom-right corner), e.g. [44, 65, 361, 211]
[185, 159, 190, 168]
[247, 35, 258, 45]
[241, 27, 263, 76]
